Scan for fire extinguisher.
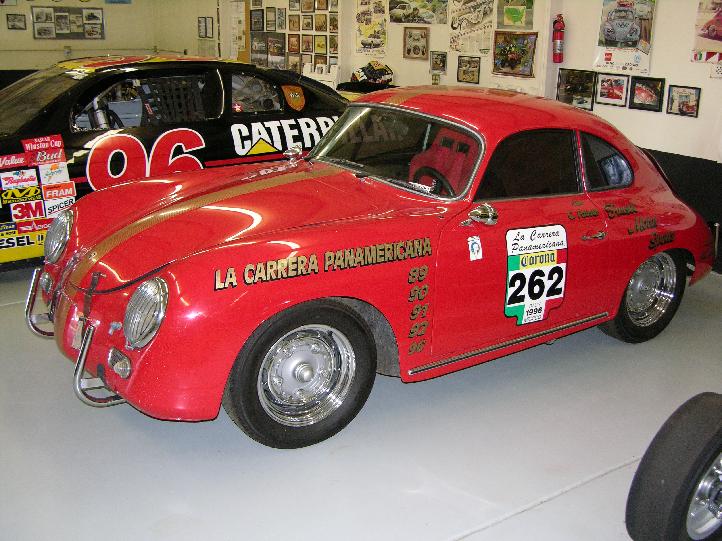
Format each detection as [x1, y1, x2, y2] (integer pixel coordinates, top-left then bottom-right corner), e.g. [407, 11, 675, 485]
[553, 14, 565, 64]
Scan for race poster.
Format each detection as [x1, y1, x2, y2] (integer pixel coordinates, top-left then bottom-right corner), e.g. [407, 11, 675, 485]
[496, 0, 534, 30]
[692, 1, 722, 63]
[389, 0, 448, 24]
[593, 0, 657, 75]
[449, 0, 493, 55]
[356, 0, 386, 55]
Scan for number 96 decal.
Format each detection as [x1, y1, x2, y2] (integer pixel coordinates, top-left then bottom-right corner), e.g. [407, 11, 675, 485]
[505, 225, 567, 325]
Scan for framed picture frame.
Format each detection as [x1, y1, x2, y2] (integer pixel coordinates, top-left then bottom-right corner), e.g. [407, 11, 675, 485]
[301, 14, 313, 31]
[302, 53, 313, 69]
[629, 76, 665, 112]
[301, 0, 314, 13]
[301, 34, 314, 53]
[492, 31, 538, 78]
[430, 51, 447, 74]
[265, 7, 276, 31]
[314, 13, 327, 31]
[288, 14, 300, 31]
[251, 0, 263, 7]
[6, 13, 26, 31]
[457, 56, 480, 84]
[594, 73, 630, 107]
[329, 56, 338, 66]
[277, 8, 286, 30]
[289, 0, 301, 12]
[666, 85, 701, 117]
[314, 55, 328, 69]
[329, 34, 338, 54]
[287, 53, 302, 73]
[250, 9, 264, 32]
[329, 12, 338, 32]
[314, 34, 327, 54]
[403, 26, 429, 60]
[329, 0, 338, 11]
[315, 0, 328, 10]
[555, 68, 596, 111]
[205, 17, 214, 39]
[287, 33, 300, 53]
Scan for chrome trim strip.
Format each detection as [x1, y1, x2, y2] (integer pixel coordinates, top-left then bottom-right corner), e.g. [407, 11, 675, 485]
[25, 268, 54, 338]
[713, 222, 719, 262]
[408, 312, 609, 376]
[73, 324, 126, 408]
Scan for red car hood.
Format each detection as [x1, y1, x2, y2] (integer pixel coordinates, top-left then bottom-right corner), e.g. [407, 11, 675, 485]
[69, 161, 385, 290]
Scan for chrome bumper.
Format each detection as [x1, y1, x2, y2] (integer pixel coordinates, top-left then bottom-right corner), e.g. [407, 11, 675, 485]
[26, 267, 126, 408]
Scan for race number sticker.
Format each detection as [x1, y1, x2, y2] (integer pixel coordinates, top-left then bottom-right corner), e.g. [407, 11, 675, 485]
[505, 225, 567, 325]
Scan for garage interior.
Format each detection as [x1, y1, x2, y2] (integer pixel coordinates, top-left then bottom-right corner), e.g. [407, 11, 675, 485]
[2, 0, 722, 540]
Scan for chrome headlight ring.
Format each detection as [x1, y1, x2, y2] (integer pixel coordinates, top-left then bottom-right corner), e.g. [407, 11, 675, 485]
[123, 278, 169, 350]
[44, 210, 73, 264]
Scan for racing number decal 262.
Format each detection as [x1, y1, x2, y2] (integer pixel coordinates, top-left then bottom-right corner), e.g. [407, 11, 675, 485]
[504, 225, 567, 325]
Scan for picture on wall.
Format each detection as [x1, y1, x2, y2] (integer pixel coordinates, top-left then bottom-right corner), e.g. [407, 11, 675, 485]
[289, 14, 300, 31]
[289, 0, 301, 12]
[268, 32, 286, 69]
[457, 55, 481, 83]
[356, 0, 386, 55]
[316, 0, 328, 10]
[329, 12, 338, 32]
[266, 7, 276, 31]
[32, 7, 54, 24]
[403, 26, 429, 60]
[6, 13, 26, 30]
[301, 34, 313, 53]
[302, 53, 313, 68]
[250, 31, 269, 66]
[594, 73, 629, 107]
[32, 5, 104, 40]
[302, 14, 313, 30]
[314, 34, 327, 54]
[314, 13, 327, 31]
[329, 0, 338, 11]
[277, 8, 286, 30]
[693, 2, 722, 63]
[628, 76, 665, 112]
[449, 0, 493, 54]
[666, 85, 701, 118]
[287, 53, 302, 73]
[250, 9, 264, 31]
[389, 0, 448, 24]
[496, 0, 534, 30]
[594, 0, 657, 75]
[555, 68, 596, 111]
[430, 50, 447, 74]
[329, 34, 338, 54]
[492, 31, 537, 77]
[314, 55, 328, 69]
[288, 33, 300, 53]
[251, 0, 263, 8]
[55, 13, 70, 34]
[301, 0, 314, 13]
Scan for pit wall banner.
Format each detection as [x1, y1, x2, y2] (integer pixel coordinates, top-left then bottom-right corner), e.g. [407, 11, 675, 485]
[594, 0, 657, 75]
[692, 1, 722, 63]
[356, 0, 386, 56]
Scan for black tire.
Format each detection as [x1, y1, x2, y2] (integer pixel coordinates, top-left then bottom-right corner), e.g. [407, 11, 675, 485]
[626, 392, 722, 541]
[600, 251, 685, 343]
[222, 300, 376, 448]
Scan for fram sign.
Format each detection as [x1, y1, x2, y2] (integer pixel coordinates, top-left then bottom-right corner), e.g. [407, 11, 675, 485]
[1, 186, 42, 205]
[1, 169, 38, 190]
[42, 182, 76, 200]
[230, 116, 338, 157]
[10, 200, 45, 222]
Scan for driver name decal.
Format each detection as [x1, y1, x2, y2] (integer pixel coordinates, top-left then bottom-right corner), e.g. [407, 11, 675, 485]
[505, 225, 567, 325]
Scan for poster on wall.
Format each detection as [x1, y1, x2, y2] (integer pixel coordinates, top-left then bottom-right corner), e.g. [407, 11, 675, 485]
[449, 0, 493, 55]
[496, 0, 534, 30]
[593, 0, 656, 75]
[692, 1, 722, 63]
[251, 31, 269, 66]
[230, 0, 246, 57]
[32, 6, 105, 40]
[356, 0, 386, 56]
[268, 32, 286, 69]
[389, 0, 448, 24]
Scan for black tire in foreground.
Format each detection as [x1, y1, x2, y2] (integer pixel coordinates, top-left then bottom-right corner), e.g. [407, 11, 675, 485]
[626, 392, 722, 541]
[600, 251, 686, 343]
[223, 300, 377, 448]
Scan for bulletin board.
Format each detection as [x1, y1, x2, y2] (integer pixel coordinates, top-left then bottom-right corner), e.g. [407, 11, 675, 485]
[31, 6, 105, 40]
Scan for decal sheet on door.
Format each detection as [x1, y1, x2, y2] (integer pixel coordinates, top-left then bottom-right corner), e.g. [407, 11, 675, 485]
[505, 225, 567, 325]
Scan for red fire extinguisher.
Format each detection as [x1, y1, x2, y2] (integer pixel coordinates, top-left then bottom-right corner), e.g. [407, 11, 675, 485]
[553, 14, 565, 64]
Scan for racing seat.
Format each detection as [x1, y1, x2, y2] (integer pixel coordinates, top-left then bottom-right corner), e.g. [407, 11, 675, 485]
[408, 127, 477, 196]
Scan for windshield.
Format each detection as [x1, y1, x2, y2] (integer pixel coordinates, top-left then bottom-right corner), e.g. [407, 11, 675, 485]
[311, 106, 481, 198]
[0, 68, 78, 135]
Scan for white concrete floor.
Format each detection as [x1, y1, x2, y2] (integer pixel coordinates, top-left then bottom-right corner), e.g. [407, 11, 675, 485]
[1, 268, 720, 541]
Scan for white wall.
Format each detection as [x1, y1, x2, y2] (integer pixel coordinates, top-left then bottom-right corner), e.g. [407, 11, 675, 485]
[154, 0, 220, 56]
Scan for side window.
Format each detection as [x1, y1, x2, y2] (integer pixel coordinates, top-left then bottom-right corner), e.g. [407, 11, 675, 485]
[230, 73, 282, 113]
[475, 129, 579, 200]
[72, 71, 222, 131]
[581, 133, 633, 190]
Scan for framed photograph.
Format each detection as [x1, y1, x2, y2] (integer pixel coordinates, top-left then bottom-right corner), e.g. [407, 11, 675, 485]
[556, 68, 596, 111]
[55, 13, 70, 34]
[34, 22, 55, 39]
[329, 56, 338, 66]
[315, 0, 328, 10]
[301, 34, 313, 53]
[287, 33, 300, 53]
[267, 32, 286, 69]
[32, 7, 54, 24]
[403, 26, 429, 60]
[251, 32, 269, 66]
[667, 85, 701, 118]
[289, 14, 300, 31]
[302, 53, 313, 69]
[6, 14, 26, 30]
[430, 51, 447, 74]
[329, 0, 338, 11]
[329, 12, 338, 32]
[314, 13, 327, 31]
[301, 14, 313, 30]
[629, 76, 665, 112]
[265, 7, 276, 31]
[301, 0, 314, 13]
[289, 0, 301, 11]
[197, 16, 207, 38]
[205, 17, 214, 39]
[287, 53, 302, 73]
[492, 31, 538, 78]
[457, 56, 481, 84]
[82, 8, 103, 24]
[250, 9, 264, 32]
[314, 34, 327, 54]
[314, 55, 328, 68]
[329, 34, 338, 54]
[251, 0, 263, 7]
[595, 73, 629, 107]
[277, 8, 286, 30]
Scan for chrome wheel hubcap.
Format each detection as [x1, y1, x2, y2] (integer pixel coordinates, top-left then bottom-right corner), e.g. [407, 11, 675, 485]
[258, 324, 356, 427]
[625, 252, 676, 327]
[686, 451, 722, 539]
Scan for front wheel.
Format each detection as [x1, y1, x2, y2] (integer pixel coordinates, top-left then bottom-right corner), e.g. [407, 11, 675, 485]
[626, 392, 722, 541]
[600, 251, 685, 343]
[223, 300, 376, 448]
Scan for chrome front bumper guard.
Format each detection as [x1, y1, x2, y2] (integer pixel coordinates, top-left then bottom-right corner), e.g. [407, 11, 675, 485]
[25, 268, 126, 408]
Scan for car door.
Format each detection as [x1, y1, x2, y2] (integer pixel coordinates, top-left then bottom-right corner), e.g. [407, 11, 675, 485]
[432, 129, 610, 360]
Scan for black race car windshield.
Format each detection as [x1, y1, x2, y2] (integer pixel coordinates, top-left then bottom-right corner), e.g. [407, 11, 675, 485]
[312, 106, 480, 198]
[0, 68, 78, 135]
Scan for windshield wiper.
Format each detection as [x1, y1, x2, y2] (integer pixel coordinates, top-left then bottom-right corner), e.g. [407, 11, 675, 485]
[320, 156, 364, 172]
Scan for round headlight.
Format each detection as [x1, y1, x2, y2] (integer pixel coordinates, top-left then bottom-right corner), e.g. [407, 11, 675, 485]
[44, 210, 73, 264]
[123, 278, 168, 350]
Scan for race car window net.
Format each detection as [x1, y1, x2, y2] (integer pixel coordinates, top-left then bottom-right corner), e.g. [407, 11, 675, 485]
[313, 106, 480, 198]
[230, 74, 281, 113]
[580, 133, 633, 190]
[475, 129, 580, 201]
[0, 68, 77, 135]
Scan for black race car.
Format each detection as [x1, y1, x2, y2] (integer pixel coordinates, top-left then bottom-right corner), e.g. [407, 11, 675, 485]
[0, 55, 346, 269]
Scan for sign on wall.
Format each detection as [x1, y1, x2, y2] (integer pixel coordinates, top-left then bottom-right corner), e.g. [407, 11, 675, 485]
[356, 0, 386, 56]
[32, 6, 105, 40]
[593, 0, 656, 75]
[450, 0, 493, 55]
[692, 1, 722, 63]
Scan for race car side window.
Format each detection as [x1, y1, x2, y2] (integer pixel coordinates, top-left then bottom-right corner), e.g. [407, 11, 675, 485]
[475, 129, 580, 200]
[580, 133, 633, 190]
[230, 74, 282, 113]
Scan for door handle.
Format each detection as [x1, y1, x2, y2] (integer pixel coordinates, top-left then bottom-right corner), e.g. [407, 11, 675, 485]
[461, 202, 498, 226]
[581, 231, 606, 241]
